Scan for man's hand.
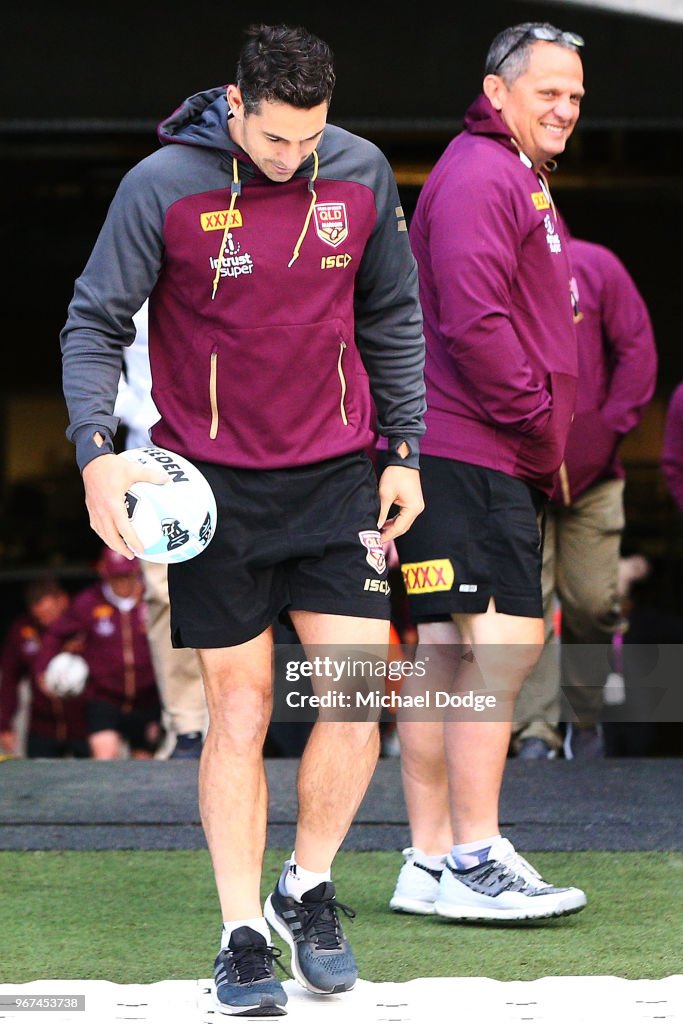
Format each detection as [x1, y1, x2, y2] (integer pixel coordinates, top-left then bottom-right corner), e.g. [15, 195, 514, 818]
[377, 465, 425, 543]
[82, 453, 168, 558]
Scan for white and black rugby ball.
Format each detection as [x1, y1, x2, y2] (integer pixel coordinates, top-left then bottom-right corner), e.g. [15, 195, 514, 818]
[120, 446, 217, 564]
[44, 652, 89, 698]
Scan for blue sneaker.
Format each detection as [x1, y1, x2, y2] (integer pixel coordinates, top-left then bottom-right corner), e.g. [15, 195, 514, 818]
[213, 926, 288, 1016]
[264, 879, 357, 994]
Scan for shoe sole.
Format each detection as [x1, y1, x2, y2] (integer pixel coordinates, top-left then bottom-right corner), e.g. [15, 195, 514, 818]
[434, 894, 587, 922]
[264, 895, 355, 996]
[213, 992, 287, 1016]
[389, 895, 437, 915]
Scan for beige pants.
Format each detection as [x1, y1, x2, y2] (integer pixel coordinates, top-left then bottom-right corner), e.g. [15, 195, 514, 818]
[141, 560, 208, 742]
[514, 478, 625, 748]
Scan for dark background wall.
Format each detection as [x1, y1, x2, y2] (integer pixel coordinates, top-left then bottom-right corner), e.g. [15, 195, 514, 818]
[6, 0, 683, 123]
[1, 0, 682, 628]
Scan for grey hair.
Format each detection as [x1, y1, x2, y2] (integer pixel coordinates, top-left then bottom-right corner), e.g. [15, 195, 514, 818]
[485, 22, 581, 85]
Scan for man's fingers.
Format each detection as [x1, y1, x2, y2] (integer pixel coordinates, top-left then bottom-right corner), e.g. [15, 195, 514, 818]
[377, 495, 394, 530]
[380, 505, 419, 543]
[135, 465, 169, 486]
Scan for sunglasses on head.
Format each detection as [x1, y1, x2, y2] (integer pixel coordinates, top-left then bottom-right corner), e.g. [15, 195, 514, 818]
[493, 26, 584, 74]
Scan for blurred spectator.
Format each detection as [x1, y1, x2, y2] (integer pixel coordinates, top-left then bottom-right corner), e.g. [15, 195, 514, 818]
[35, 548, 162, 759]
[115, 300, 208, 759]
[603, 554, 683, 755]
[513, 236, 657, 759]
[0, 577, 89, 758]
[662, 381, 683, 514]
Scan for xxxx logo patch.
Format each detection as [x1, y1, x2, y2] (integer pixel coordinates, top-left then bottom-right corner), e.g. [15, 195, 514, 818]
[530, 191, 550, 211]
[200, 210, 243, 231]
[402, 559, 454, 595]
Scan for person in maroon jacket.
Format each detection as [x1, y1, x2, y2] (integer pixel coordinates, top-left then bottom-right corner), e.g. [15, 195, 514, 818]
[0, 577, 89, 758]
[662, 381, 683, 515]
[35, 548, 161, 759]
[382, 22, 587, 924]
[513, 236, 657, 759]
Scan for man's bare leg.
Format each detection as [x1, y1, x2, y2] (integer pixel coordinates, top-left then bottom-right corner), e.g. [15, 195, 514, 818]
[447, 598, 543, 843]
[289, 610, 387, 871]
[262, 611, 387, 994]
[198, 628, 274, 921]
[396, 620, 459, 854]
[435, 600, 587, 920]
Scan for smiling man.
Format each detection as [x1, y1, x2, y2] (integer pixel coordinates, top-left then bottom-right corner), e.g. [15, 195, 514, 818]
[378, 24, 588, 923]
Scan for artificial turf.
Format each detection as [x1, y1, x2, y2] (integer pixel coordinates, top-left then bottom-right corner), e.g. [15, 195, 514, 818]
[1, 849, 680, 984]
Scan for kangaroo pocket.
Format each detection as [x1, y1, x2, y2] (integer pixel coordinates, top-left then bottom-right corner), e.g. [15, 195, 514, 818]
[205, 319, 372, 464]
[511, 371, 577, 485]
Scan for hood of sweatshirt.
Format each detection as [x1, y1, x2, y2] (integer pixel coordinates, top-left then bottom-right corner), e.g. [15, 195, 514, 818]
[463, 93, 522, 155]
[157, 84, 317, 175]
[158, 85, 237, 151]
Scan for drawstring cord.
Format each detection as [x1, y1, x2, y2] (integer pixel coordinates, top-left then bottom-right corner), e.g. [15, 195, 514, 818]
[537, 168, 558, 219]
[211, 149, 320, 297]
[211, 157, 241, 300]
[288, 149, 319, 269]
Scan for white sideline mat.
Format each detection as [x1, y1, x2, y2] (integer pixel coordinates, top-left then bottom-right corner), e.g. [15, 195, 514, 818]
[0, 977, 681, 1023]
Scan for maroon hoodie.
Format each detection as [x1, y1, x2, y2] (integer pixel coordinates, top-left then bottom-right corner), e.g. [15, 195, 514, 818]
[35, 583, 159, 712]
[550, 237, 657, 505]
[0, 613, 88, 741]
[408, 94, 578, 496]
[662, 381, 683, 513]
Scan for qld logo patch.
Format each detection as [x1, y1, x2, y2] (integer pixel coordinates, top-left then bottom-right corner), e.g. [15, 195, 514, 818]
[314, 203, 349, 248]
[358, 530, 386, 575]
[402, 559, 455, 595]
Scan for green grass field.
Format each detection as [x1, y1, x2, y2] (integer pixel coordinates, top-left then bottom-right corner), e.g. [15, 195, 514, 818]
[1, 849, 680, 984]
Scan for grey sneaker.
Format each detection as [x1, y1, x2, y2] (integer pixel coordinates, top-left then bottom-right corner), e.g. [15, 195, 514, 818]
[213, 926, 287, 1016]
[434, 837, 587, 922]
[264, 878, 357, 994]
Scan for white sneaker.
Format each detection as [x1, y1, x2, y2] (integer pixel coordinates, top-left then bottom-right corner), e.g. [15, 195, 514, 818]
[389, 847, 445, 915]
[434, 837, 587, 922]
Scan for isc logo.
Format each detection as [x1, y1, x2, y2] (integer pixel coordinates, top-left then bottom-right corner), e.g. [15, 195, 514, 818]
[321, 254, 352, 269]
[364, 579, 391, 594]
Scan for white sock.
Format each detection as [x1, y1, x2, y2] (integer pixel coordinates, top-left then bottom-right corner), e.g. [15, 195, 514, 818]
[221, 917, 271, 949]
[449, 834, 501, 869]
[412, 849, 448, 869]
[279, 851, 331, 901]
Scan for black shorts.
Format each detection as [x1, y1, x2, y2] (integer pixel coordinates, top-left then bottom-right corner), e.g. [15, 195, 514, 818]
[168, 451, 391, 648]
[87, 700, 161, 753]
[393, 455, 545, 620]
[26, 734, 90, 759]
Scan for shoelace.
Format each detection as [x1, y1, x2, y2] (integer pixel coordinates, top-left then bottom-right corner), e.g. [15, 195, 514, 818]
[230, 943, 289, 985]
[301, 897, 356, 950]
[499, 849, 545, 885]
[472, 861, 531, 893]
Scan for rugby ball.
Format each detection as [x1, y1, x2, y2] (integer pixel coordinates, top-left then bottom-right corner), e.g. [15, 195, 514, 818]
[120, 446, 217, 564]
[44, 652, 89, 698]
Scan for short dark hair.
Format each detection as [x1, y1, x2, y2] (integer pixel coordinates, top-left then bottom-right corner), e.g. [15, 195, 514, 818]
[485, 22, 583, 84]
[235, 23, 336, 115]
[23, 576, 64, 607]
